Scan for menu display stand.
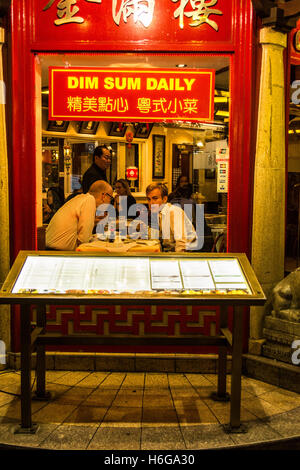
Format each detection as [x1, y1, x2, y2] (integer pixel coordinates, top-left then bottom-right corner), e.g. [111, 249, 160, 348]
[0, 251, 265, 434]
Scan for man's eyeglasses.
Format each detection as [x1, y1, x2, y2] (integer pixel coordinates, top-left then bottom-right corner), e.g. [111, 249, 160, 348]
[104, 193, 114, 201]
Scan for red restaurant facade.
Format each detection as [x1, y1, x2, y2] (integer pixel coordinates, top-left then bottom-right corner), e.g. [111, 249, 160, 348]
[6, 0, 274, 354]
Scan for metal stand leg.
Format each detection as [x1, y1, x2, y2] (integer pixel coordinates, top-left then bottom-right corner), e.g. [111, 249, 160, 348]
[34, 304, 51, 401]
[211, 306, 230, 402]
[14, 304, 38, 434]
[224, 306, 247, 434]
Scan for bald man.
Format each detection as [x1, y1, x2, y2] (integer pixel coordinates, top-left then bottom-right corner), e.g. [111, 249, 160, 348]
[46, 181, 113, 251]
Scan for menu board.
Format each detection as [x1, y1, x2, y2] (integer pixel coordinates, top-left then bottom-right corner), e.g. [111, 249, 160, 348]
[11, 255, 251, 296]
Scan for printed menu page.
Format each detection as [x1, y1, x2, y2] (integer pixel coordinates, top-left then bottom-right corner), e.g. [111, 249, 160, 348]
[179, 259, 215, 290]
[150, 259, 183, 290]
[208, 259, 249, 291]
[12, 256, 151, 293]
[12, 256, 86, 293]
[88, 257, 151, 291]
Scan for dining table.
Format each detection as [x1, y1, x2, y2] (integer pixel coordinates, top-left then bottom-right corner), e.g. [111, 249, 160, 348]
[76, 235, 161, 253]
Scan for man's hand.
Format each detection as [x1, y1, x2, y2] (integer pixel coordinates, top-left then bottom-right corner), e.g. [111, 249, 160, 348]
[94, 212, 108, 226]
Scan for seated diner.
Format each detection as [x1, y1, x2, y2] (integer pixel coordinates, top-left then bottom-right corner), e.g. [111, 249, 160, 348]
[114, 178, 137, 218]
[45, 180, 113, 251]
[146, 182, 197, 252]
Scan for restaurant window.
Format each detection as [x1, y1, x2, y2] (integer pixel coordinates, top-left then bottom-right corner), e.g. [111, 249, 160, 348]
[38, 53, 230, 252]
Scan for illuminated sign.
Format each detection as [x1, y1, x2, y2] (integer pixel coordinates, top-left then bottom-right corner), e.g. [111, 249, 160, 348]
[49, 67, 215, 122]
[217, 161, 228, 193]
[10, 255, 251, 295]
[126, 166, 139, 180]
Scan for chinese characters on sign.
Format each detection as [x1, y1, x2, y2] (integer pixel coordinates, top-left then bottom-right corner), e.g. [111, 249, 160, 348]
[49, 68, 215, 122]
[43, 0, 102, 25]
[112, 0, 155, 27]
[42, 0, 223, 30]
[66, 96, 199, 115]
[67, 96, 129, 113]
[172, 0, 223, 31]
[137, 97, 199, 114]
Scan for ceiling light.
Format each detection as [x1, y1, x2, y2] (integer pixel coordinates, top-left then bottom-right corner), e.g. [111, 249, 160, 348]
[214, 97, 228, 103]
[176, 64, 187, 68]
[216, 110, 229, 117]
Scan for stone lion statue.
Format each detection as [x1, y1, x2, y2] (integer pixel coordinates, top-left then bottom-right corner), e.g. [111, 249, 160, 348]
[265, 267, 300, 322]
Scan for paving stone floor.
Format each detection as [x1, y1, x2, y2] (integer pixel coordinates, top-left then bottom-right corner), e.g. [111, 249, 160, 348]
[0, 369, 299, 450]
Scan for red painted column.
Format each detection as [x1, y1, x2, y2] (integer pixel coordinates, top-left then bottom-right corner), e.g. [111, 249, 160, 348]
[227, 1, 256, 256]
[10, 0, 36, 262]
[10, 0, 37, 351]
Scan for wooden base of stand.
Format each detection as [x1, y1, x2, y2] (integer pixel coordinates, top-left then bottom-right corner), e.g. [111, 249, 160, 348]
[32, 391, 52, 401]
[223, 423, 248, 434]
[210, 391, 230, 402]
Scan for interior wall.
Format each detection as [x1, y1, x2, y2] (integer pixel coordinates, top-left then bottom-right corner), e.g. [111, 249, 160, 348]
[41, 114, 207, 192]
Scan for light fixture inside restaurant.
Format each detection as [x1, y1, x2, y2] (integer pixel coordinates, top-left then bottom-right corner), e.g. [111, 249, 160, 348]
[215, 90, 230, 97]
[161, 121, 226, 131]
[214, 97, 228, 103]
[176, 64, 187, 68]
[200, 122, 226, 130]
[216, 110, 229, 117]
[196, 141, 204, 147]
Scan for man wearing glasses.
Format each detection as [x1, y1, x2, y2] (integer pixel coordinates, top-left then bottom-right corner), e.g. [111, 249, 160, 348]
[46, 180, 114, 251]
[82, 145, 112, 193]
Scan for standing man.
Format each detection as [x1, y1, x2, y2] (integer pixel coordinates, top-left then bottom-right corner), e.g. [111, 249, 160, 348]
[46, 181, 113, 251]
[82, 145, 112, 193]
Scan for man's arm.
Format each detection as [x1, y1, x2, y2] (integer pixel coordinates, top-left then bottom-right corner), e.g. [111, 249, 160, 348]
[171, 205, 197, 252]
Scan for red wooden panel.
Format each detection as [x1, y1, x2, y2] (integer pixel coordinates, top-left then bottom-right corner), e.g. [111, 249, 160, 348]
[30, 0, 235, 51]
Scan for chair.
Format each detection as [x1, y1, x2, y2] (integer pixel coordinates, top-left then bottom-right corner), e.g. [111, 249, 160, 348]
[37, 226, 47, 250]
[211, 232, 226, 252]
